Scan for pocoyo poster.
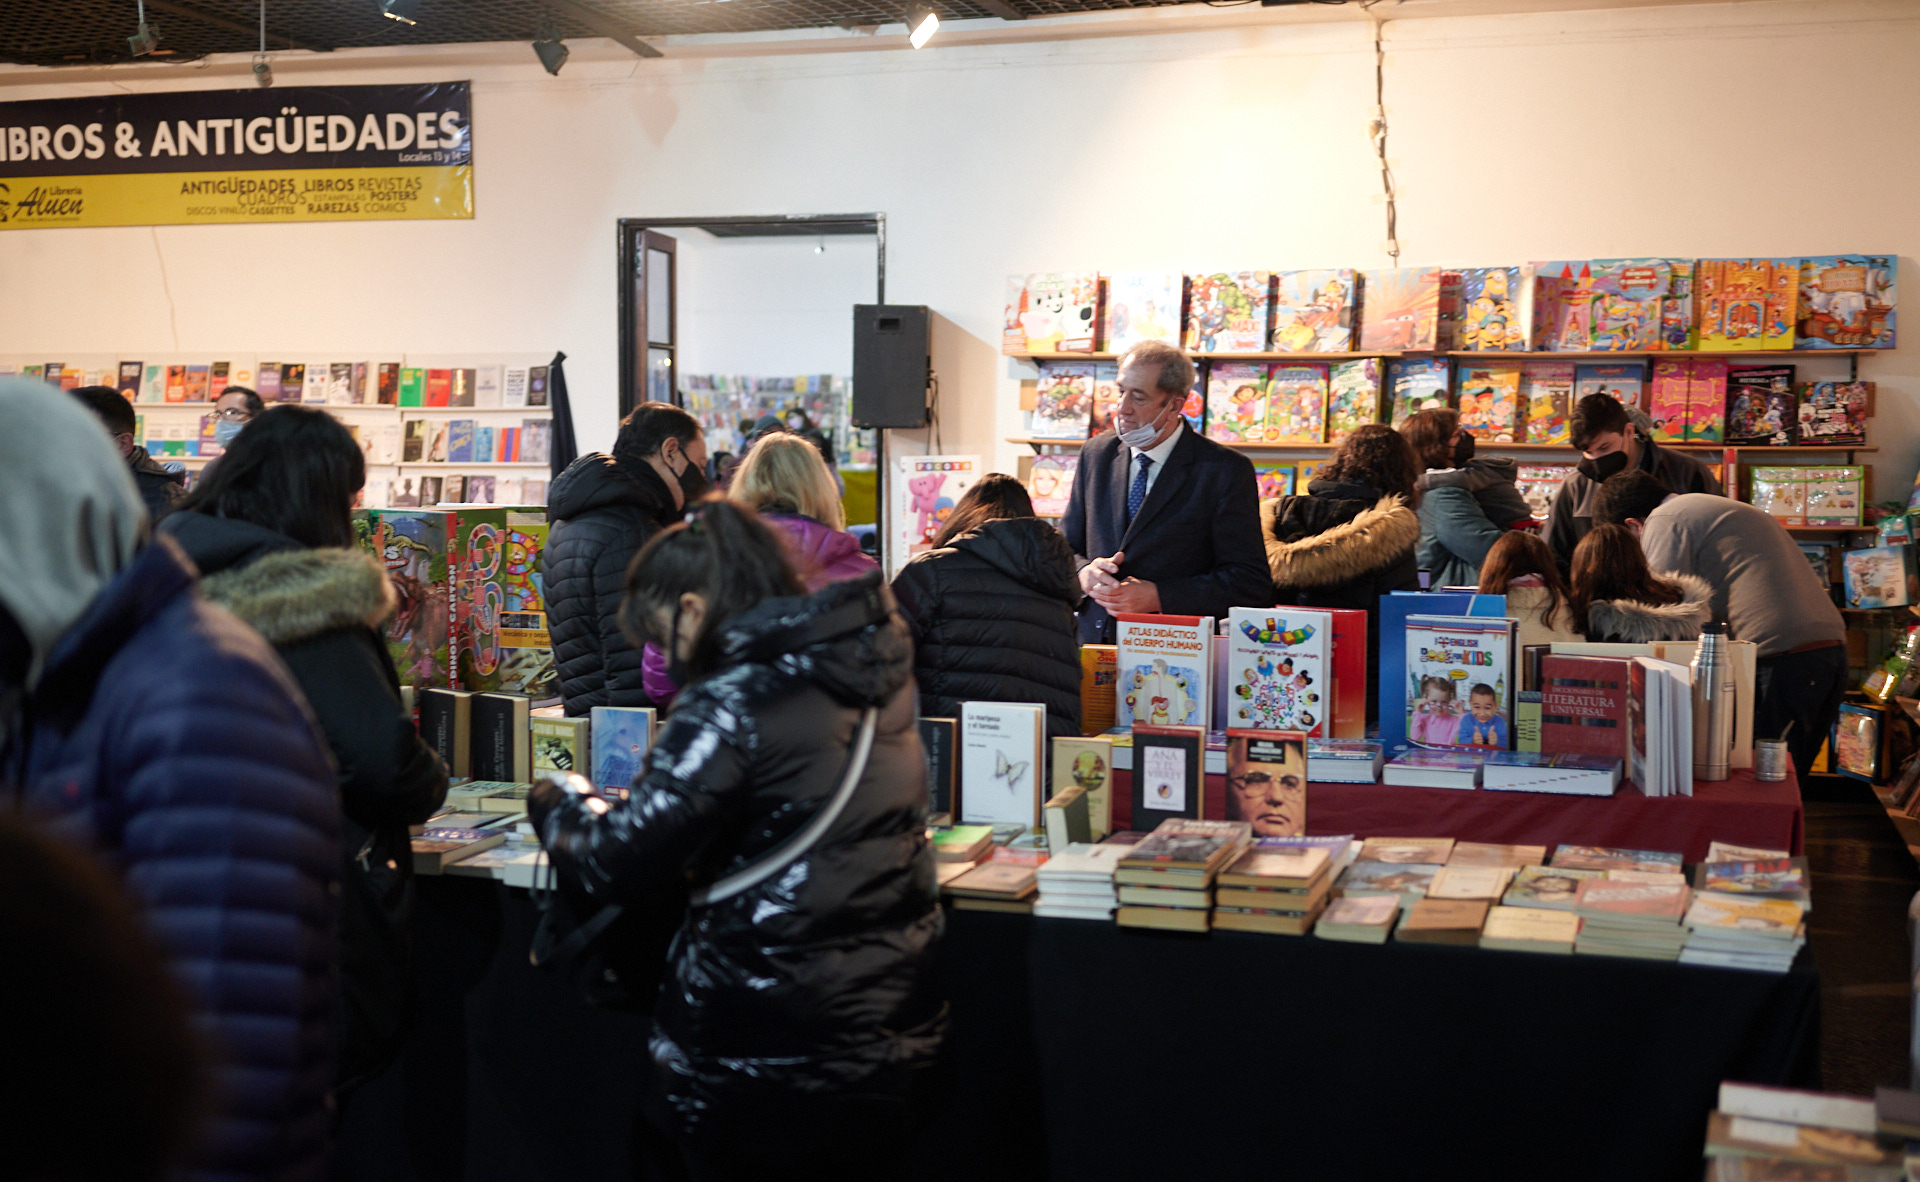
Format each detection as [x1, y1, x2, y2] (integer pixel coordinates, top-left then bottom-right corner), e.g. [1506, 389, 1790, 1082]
[889, 454, 978, 576]
[1226, 606, 1330, 737]
[1114, 613, 1211, 732]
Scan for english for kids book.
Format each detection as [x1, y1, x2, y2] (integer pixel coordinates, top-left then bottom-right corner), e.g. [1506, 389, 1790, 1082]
[1573, 363, 1645, 413]
[1530, 261, 1593, 351]
[1114, 613, 1211, 732]
[1387, 357, 1449, 427]
[1724, 366, 1797, 446]
[1102, 272, 1185, 354]
[1226, 607, 1332, 737]
[1205, 363, 1270, 444]
[1455, 364, 1521, 443]
[1797, 255, 1896, 350]
[1264, 363, 1328, 444]
[1520, 362, 1574, 445]
[1186, 271, 1272, 353]
[1018, 272, 1100, 354]
[890, 455, 978, 575]
[1271, 269, 1357, 353]
[1030, 362, 1095, 439]
[1358, 267, 1442, 352]
[1455, 267, 1528, 351]
[1326, 358, 1380, 442]
[1402, 614, 1516, 753]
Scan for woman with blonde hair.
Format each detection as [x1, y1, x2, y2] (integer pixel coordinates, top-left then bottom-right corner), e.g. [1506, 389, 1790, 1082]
[729, 431, 876, 588]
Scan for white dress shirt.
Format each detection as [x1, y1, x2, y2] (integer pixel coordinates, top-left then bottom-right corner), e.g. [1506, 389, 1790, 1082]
[1127, 420, 1184, 507]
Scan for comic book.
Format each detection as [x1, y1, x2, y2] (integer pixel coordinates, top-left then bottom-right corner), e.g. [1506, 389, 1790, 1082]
[1357, 267, 1442, 352]
[1454, 364, 1521, 443]
[1030, 362, 1095, 440]
[1455, 267, 1528, 352]
[1020, 272, 1101, 354]
[1724, 366, 1796, 446]
[1264, 363, 1328, 444]
[1271, 269, 1357, 353]
[1252, 463, 1295, 501]
[1530, 261, 1594, 351]
[1647, 360, 1690, 443]
[1403, 615, 1517, 752]
[1205, 363, 1271, 444]
[1387, 356, 1449, 427]
[1226, 607, 1333, 736]
[1797, 381, 1870, 446]
[1520, 362, 1574, 445]
[890, 455, 978, 574]
[1685, 358, 1727, 443]
[1798, 255, 1896, 350]
[1573, 363, 1645, 413]
[1588, 258, 1672, 351]
[356, 509, 452, 689]
[1186, 271, 1272, 353]
[1325, 357, 1380, 442]
[1102, 272, 1186, 354]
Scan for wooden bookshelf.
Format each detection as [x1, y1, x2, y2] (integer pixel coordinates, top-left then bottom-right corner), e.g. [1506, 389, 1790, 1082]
[1006, 437, 1876, 455]
[1011, 348, 1882, 364]
[1011, 351, 1399, 363]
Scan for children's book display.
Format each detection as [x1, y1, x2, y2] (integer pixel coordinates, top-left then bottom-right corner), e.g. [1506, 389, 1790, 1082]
[1186, 271, 1272, 353]
[1225, 607, 1330, 735]
[1455, 363, 1521, 442]
[1114, 613, 1211, 731]
[1387, 357, 1449, 427]
[1204, 363, 1271, 444]
[1270, 269, 1356, 353]
[889, 454, 978, 574]
[1264, 363, 1328, 443]
[1357, 267, 1445, 352]
[1455, 267, 1528, 352]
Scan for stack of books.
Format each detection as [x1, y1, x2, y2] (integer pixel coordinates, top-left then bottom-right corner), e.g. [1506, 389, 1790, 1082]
[1312, 893, 1401, 943]
[1478, 905, 1580, 953]
[1681, 892, 1807, 972]
[933, 824, 994, 866]
[1447, 841, 1546, 868]
[1571, 879, 1691, 960]
[1381, 750, 1484, 789]
[1212, 841, 1335, 935]
[1500, 865, 1603, 910]
[1114, 819, 1252, 932]
[1033, 842, 1127, 920]
[1396, 897, 1491, 945]
[412, 826, 508, 873]
[1703, 1082, 1899, 1178]
[942, 854, 1040, 914]
[1306, 739, 1384, 783]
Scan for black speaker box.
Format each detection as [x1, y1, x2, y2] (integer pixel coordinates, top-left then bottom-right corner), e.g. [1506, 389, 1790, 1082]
[852, 304, 930, 429]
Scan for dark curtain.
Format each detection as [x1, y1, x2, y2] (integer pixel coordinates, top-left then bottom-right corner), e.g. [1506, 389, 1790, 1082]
[548, 351, 580, 480]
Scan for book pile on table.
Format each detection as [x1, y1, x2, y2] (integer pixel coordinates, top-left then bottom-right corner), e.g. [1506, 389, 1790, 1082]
[1500, 865, 1603, 910]
[1381, 751, 1483, 789]
[1114, 819, 1252, 933]
[1702, 1081, 1902, 1180]
[1478, 905, 1580, 953]
[1571, 878, 1691, 960]
[1034, 842, 1127, 920]
[1332, 836, 1454, 912]
[943, 851, 1042, 914]
[1306, 739, 1383, 783]
[1313, 893, 1401, 943]
[1212, 837, 1346, 936]
[1679, 848, 1810, 972]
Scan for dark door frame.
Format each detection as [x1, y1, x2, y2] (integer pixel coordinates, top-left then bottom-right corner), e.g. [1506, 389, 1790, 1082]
[615, 213, 887, 416]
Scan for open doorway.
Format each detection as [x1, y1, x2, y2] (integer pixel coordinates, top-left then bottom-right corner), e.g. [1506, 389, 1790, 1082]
[617, 214, 885, 526]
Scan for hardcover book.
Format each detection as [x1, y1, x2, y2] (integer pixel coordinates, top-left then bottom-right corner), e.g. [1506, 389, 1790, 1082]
[1530, 261, 1594, 351]
[1102, 272, 1185, 354]
[1131, 724, 1205, 827]
[1725, 366, 1797, 446]
[1455, 363, 1522, 442]
[1481, 750, 1621, 796]
[417, 687, 472, 778]
[589, 705, 655, 791]
[1648, 358, 1690, 443]
[1588, 258, 1673, 352]
[1539, 654, 1631, 762]
[470, 692, 531, 783]
[1382, 749, 1485, 789]
[1225, 607, 1330, 734]
[1520, 362, 1574, 445]
[1030, 362, 1095, 440]
[1325, 357, 1380, 442]
[1386, 357, 1449, 428]
[1204, 363, 1270, 444]
[1186, 271, 1272, 353]
[1455, 266, 1527, 351]
[1403, 614, 1516, 751]
[1798, 381, 1870, 446]
[960, 702, 1046, 829]
[1090, 362, 1119, 435]
[357, 509, 452, 688]
[1264, 363, 1327, 444]
[1573, 363, 1645, 412]
[1115, 613, 1210, 730]
[1797, 254, 1896, 350]
[1221, 730, 1306, 838]
[1358, 267, 1442, 351]
[1270, 268, 1356, 352]
[1686, 358, 1728, 443]
[1019, 272, 1100, 353]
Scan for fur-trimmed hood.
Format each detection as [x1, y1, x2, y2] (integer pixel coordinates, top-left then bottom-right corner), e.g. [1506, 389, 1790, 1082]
[1261, 493, 1421, 590]
[1585, 572, 1713, 643]
[200, 548, 396, 647]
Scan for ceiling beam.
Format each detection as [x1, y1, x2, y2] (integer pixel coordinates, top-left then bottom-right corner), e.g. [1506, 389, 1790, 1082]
[543, 0, 665, 58]
[141, 0, 333, 52]
[971, 0, 1028, 20]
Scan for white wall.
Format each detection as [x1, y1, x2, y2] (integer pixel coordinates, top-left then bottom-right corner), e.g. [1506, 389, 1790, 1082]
[1, 0, 1915, 497]
[674, 229, 878, 376]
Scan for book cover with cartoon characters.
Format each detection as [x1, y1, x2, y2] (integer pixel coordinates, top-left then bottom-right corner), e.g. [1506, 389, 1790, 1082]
[1090, 362, 1119, 435]
[1264, 363, 1328, 443]
[1387, 357, 1450, 427]
[355, 509, 452, 689]
[1030, 361, 1095, 439]
[1357, 267, 1441, 352]
[1697, 259, 1775, 351]
[1205, 363, 1271, 443]
[1403, 615, 1516, 752]
[1001, 274, 1031, 354]
[1724, 366, 1796, 446]
[1019, 272, 1101, 354]
[1530, 261, 1594, 351]
[1455, 267, 1528, 352]
[1647, 360, 1690, 443]
[889, 455, 979, 575]
[1520, 362, 1574, 445]
[1186, 271, 1272, 353]
[1252, 462, 1295, 500]
[1102, 272, 1185, 354]
[1019, 452, 1078, 518]
[1573, 363, 1645, 412]
[1685, 358, 1728, 442]
[1226, 607, 1332, 736]
[1114, 613, 1211, 732]
[1797, 255, 1896, 350]
[1515, 464, 1573, 519]
[1271, 269, 1356, 353]
[1588, 259, 1673, 352]
[1797, 381, 1870, 446]
[1454, 364, 1521, 443]
[1326, 357, 1381, 442]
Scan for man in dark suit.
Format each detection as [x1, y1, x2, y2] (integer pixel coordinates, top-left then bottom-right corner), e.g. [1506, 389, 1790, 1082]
[1061, 340, 1275, 643]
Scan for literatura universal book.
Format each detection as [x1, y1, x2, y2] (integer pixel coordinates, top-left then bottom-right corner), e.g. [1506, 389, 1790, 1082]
[1114, 613, 1211, 731]
[1185, 271, 1272, 353]
[1403, 615, 1516, 752]
[1225, 607, 1330, 735]
[1270, 269, 1356, 352]
[960, 702, 1046, 829]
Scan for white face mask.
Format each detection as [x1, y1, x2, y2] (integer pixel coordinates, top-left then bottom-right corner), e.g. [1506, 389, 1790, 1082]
[1117, 399, 1173, 450]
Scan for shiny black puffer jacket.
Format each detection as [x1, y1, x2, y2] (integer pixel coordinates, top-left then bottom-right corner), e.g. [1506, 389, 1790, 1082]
[891, 516, 1083, 737]
[544, 453, 678, 715]
[535, 572, 945, 1153]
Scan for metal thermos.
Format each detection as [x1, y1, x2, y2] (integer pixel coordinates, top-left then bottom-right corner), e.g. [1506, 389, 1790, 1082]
[1691, 622, 1736, 782]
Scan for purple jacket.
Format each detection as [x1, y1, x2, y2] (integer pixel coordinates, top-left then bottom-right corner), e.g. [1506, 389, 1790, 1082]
[641, 513, 878, 708]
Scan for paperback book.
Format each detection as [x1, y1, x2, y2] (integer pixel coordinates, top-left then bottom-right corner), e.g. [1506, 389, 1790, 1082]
[1520, 362, 1574, 445]
[1115, 613, 1211, 730]
[960, 702, 1046, 829]
[590, 705, 656, 791]
[1221, 730, 1306, 838]
[1264, 363, 1327, 444]
[1386, 356, 1449, 427]
[1205, 363, 1270, 444]
[1030, 362, 1095, 439]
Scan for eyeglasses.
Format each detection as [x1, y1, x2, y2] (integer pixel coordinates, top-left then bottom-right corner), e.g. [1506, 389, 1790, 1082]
[214, 408, 252, 422]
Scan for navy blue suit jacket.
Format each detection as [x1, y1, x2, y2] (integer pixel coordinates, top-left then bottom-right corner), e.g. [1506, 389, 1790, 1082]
[1060, 425, 1276, 643]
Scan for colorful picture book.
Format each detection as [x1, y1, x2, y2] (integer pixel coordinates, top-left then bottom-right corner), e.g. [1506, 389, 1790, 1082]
[1102, 272, 1185, 354]
[1519, 362, 1574, 444]
[1403, 615, 1516, 752]
[1696, 258, 1796, 350]
[1225, 607, 1331, 735]
[1185, 271, 1272, 353]
[889, 454, 978, 574]
[1530, 261, 1594, 351]
[1030, 362, 1095, 439]
[1455, 267, 1527, 352]
[1205, 363, 1271, 444]
[1588, 258, 1674, 351]
[1724, 366, 1797, 446]
[1797, 255, 1896, 350]
[1842, 546, 1911, 609]
[1455, 363, 1521, 442]
[1797, 381, 1870, 445]
[1387, 356, 1449, 427]
[1325, 357, 1380, 442]
[1251, 462, 1295, 501]
[589, 705, 656, 791]
[1358, 267, 1443, 352]
[1271, 269, 1356, 353]
[1014, 272, 1100, 353]
[1115, 613, 1211, 731]
[1019, 453, 1077, 518]
[1264, 363, 1328, 443]
[1573, 362, 1645, 413]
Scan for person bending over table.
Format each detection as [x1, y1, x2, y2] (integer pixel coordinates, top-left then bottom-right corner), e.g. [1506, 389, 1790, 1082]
[1060, 339, 1275, 643]
[1593, 469, 1848, 783]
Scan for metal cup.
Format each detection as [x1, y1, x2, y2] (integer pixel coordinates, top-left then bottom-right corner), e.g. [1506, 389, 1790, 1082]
[1754, 740, 1790, 782]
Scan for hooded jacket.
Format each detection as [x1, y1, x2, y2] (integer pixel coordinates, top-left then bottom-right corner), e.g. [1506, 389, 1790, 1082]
[533, 572, 944, 1155]
[128, 444, 187, 524]
[160, 512, 448, 1090]
[1417, 456, 1533, 527]
[1414, 486, 1509, 590]
[1583, 572, 1714, 643]
[545, 452, 680, 715]
[891, 516, 1083, 738]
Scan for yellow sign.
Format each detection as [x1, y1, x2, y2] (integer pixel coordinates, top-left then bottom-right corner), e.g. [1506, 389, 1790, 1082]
[0, 165, 471, 228]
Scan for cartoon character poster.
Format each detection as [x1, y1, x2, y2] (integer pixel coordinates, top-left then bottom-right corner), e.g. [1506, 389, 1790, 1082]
[1798, 255, 1897, 350]
[889, 454, 978, 576]
[1272, 269, 1357, 352]
[1114, 613, 1210, 731]
[1403, 615, 1515, 752]
[1455, 267, 1527, 351]
[1204, 363, 1270, 444]
[1226, 607, 1331, 736]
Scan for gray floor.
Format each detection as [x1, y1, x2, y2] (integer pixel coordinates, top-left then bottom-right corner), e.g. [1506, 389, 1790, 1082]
[1803, 774, 1919, 1094]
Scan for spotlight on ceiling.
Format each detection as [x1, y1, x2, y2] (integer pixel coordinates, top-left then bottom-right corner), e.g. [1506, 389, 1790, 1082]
[381, 0, 420, 25]
[904, 4, 939, 48]
[128, 0, 159, 55]
[533, 35, 569, 75]
[253, 53, 273, 87]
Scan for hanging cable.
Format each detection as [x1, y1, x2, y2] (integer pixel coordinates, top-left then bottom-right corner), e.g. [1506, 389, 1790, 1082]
[1364, 8, 1398, 261]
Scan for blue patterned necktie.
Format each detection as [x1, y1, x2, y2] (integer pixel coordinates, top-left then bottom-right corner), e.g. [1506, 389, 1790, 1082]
[1126, 453, 1153, 522]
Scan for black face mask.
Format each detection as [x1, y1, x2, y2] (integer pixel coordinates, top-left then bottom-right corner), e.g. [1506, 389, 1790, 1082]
[673, 452, 711, 504]
[1452, 433, 1476, 466]
[1577, 451, 1630, 482]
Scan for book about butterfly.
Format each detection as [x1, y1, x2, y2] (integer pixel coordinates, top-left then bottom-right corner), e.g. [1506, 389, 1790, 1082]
[1271, 269, 1356, 352]
[1797, 254, 1896, 350]
[1186, 271, 1272, 353]
[1455, 267, 1527, 352]
[1403, 615, 1516, 752]
[1115, 613, 1211, 731]
[1030, 362, 1095, 439]
[1204, 363, 1270, 444]
[1520, 362, 1573, 445]
[1455, 364, 1521, 443]
[960, 702, 1045, 828]
[1102, 272, 1185, 354]
[1225, 607, 1332, 735]
[1325, 358, 1380, 442]
[1387, 357, 1449, 427]
[1358, 267, 1441, 351]
[1264, 363, 1327, 444]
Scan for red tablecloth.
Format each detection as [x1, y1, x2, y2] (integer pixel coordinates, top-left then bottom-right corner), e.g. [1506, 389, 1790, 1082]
[1108, 767, 1803, 862]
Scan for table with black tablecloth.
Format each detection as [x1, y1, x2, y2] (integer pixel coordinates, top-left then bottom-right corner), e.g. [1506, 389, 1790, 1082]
[340, 877, 1818, 1182]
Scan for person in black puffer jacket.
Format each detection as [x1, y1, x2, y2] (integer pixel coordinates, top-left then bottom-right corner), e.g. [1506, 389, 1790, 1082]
[545, 402, 710, 715]
[159, 406, 448, 1100]
[892, 474, 1081, 737]
[533, 499, 943, 1182]
[1264, 425, 1422, 719]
